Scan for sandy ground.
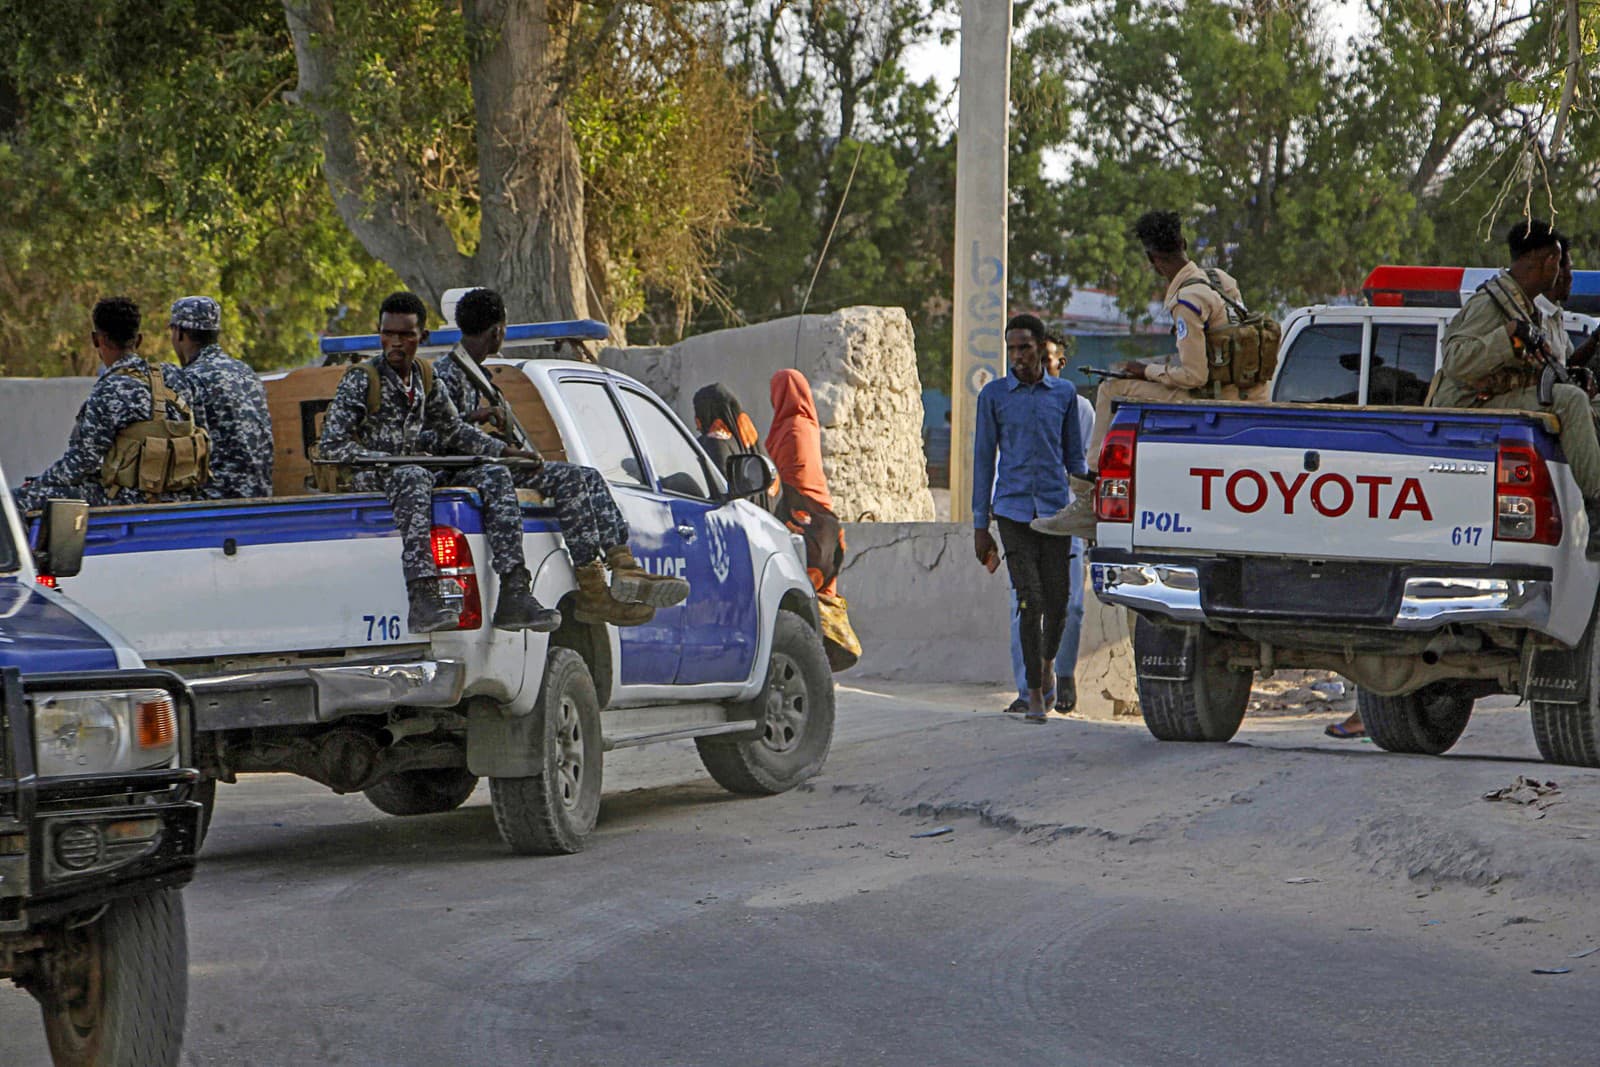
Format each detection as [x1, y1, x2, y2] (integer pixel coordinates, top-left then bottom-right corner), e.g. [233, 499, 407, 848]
[4, 682, 1598, 1065]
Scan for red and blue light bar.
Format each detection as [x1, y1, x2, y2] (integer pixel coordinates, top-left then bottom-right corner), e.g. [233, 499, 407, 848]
[1362, 265, 1600, 314]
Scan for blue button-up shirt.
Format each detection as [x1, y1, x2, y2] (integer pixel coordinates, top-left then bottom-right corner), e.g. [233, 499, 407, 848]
[972, 371, 1088, 529]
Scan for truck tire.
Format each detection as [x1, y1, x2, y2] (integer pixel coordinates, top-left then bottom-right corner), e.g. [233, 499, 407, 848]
[1532, 703, 1600, 767]
[697, 610, 835, 795]
[38, 890, 187, 1067]
[1134, 618, 1251, 743]
[489, 648, 602, 855]
[363, 768, 479, 816]
[1357, 684, 1473, 755]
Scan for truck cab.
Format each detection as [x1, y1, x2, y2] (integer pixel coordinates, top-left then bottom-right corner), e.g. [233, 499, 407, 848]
[1271, 266, 1600, 406]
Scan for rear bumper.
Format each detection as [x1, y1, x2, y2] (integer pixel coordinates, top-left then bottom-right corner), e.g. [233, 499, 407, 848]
[1089, 552, 1554, 633]
[183, 657, 466, 731]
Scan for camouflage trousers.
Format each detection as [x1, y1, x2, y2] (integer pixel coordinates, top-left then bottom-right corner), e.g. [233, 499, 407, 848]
[516, 461, 629, 567]
[12, 480, 156, 513]
[366, 464, 528, 584]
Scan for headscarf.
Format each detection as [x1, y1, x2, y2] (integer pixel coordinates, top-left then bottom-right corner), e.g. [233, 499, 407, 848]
[693, 383, 761, 453]
[766, 369, 832, 510]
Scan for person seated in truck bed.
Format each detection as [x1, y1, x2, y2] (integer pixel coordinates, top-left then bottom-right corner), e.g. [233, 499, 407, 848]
[14, 296, 210, 512]
[1031, 209, 1266, 542]
[165, 296, 274, 499]
[1429, 219, 1600, 557]
[318, 291, 561, 635]
[422, 287, 688, 625]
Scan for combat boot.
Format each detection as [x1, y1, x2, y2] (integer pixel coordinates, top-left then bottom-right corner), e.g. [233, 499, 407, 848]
[606, 544, 690, 608]
[407, 579, 461, 634]
[573, 561, 655, 627]
[1031, 476, 1099, 541]
[492, 567, 562, 632]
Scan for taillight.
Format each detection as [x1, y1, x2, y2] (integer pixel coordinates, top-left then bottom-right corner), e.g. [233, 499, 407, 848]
[1495, 439, 1561, 545]
[35, 574, 56, 588]
[1096, 425, 1138, 522]
[431, 525, 483, 630]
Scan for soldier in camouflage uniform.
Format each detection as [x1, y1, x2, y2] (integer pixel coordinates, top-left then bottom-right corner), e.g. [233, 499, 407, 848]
[434, 288, 690, 625]
[319, 292, 559, 634]
[166, 296, 274, 499]
[1431, 219, 1600, 557]
[14, 296, 206, 512]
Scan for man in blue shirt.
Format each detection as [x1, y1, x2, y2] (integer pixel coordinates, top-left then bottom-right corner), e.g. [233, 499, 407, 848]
[973, 313, 1088, 722]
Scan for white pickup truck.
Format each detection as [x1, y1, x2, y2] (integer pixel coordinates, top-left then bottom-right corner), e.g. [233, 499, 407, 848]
[1088, 266, 1600, 765]
[37, 320, 833, 855]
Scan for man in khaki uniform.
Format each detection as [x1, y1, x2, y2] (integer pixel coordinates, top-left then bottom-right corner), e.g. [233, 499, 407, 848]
[1431, 219, 1600, 556]
[1034, 210, 1267, 539]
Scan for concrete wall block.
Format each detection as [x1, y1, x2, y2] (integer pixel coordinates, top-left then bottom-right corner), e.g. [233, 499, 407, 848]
[602, 307, 935, 523]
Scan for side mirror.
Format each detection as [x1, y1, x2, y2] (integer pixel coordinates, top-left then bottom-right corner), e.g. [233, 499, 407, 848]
[36, 499, 89, 580]
[724, 454, 777, 500]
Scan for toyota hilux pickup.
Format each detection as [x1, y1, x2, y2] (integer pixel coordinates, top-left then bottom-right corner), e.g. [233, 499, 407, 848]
[42, 320, 833, 856]
[1, 473, 201, 1066]
[1088, 267, 1600, 765]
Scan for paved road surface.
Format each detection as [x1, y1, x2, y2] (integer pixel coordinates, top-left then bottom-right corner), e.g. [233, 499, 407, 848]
[5, 685, 1599, 1065]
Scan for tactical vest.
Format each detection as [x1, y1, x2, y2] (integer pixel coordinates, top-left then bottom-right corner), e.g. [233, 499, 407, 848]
[311, 359, 435, 493]
[99, 364, 212, 494]
[1177, 270, 1283, 391]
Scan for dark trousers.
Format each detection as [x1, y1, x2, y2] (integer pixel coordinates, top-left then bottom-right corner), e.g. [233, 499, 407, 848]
[996, 516, 1072, 691]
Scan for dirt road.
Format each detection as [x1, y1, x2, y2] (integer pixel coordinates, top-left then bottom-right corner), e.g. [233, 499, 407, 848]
[4, 684, 1597, 1065]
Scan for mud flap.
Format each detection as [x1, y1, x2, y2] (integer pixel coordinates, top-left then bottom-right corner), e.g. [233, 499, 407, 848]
[466, 697, 542, 778]
[1134, 620, 1198, 681]
[1523, 630, 1592, 705]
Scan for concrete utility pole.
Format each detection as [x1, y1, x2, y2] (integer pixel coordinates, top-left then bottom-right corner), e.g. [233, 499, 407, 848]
[948, 0, 1012, 524]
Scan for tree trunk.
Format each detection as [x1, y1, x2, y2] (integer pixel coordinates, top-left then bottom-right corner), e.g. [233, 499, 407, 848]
[282, 0, 472, 312]
[464, 0, 590, 324]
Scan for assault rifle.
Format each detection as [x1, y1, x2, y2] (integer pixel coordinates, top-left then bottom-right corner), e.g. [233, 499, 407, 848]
[1478, 280, 1571, 406]
[1079, 364, 1146, 381]
[447, 349, 539, 455]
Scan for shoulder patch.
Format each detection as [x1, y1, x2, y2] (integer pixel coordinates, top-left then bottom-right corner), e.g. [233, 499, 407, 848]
[1174, 318, 1189, 341]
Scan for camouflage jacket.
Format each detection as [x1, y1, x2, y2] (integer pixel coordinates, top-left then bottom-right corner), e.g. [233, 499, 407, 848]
[174, 344, 274, 498]
[319, 355, 505, 464]
[24, 352, 202, 504]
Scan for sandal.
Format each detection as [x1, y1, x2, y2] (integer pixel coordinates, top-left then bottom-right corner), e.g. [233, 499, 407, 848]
[1324, 721, 1365, 739]
[1024, 709, 1049, 724]
[1004, 698, 1030, 715]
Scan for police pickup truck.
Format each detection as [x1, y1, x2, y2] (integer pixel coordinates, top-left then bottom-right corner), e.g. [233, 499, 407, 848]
[1, 472, 201, 1065]
[1089, 266, 1600, 765]
[45, 320, 832, 857]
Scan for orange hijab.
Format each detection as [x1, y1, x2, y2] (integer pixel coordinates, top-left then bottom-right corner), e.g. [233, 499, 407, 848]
[766, 369, 833, 510]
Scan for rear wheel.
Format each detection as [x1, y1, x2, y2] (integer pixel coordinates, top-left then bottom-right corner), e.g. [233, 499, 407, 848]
[1357, 684, 1473, 755]
[489, 648, 603, 855]
[36, 890, 187, 1067]
[1134, 618, 1251, 743]
[363, 767, 479, 816]
[697, 611, 835, 795]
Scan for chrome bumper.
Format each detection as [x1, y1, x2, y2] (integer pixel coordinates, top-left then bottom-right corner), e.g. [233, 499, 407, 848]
[1090, 562, 1553, 631]
[184, 659, 467, 731]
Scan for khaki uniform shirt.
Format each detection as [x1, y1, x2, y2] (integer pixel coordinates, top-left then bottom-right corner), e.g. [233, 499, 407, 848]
[1535, 295, 1573, 365]
[1146, 261, 1243, 391]
[1432, 273, 1543, 408]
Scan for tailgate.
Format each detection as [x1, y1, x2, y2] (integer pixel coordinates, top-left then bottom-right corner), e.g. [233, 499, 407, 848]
[59, 493, 546, 660]
[1128, 405, 1513, 564]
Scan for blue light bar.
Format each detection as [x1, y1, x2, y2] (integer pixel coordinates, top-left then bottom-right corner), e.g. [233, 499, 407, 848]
[319, 318, 611, 356]
[1568, 271, 1600, 315]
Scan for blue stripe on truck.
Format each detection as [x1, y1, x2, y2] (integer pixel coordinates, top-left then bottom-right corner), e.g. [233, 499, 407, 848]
[1117, 405, 1563, 463]
[57, 493, 560, 557]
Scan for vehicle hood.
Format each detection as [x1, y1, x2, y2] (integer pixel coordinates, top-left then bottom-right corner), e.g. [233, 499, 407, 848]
[0, 578, 124, 674]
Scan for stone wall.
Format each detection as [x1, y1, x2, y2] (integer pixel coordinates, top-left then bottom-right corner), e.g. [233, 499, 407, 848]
[836, 522, 1139, 719]
[603, 307, 935, 523]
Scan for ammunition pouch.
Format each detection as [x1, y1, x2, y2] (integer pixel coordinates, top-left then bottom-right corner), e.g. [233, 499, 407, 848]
[99, 365, 211, 494]
[1468, 364, 1541, 401]
[1180, 271, 1282, 390]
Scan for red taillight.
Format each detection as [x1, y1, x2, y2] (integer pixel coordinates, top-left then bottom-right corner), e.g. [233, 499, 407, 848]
[1096, 425, 1138, 522]
[430, 525, 483, 630]
[1495, 440, 1561, 545]
[35, 574, 56, 588]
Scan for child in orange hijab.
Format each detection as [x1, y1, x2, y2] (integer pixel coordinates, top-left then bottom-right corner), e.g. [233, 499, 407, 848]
[768, 370, 841, 594]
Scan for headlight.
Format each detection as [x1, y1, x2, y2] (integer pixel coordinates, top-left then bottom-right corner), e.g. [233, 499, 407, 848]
[32, 689, 178, 777]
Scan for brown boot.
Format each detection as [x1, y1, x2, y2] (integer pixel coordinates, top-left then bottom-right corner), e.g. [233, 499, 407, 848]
[605, 545, 690, 608]
[574, 561, 655, 627]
